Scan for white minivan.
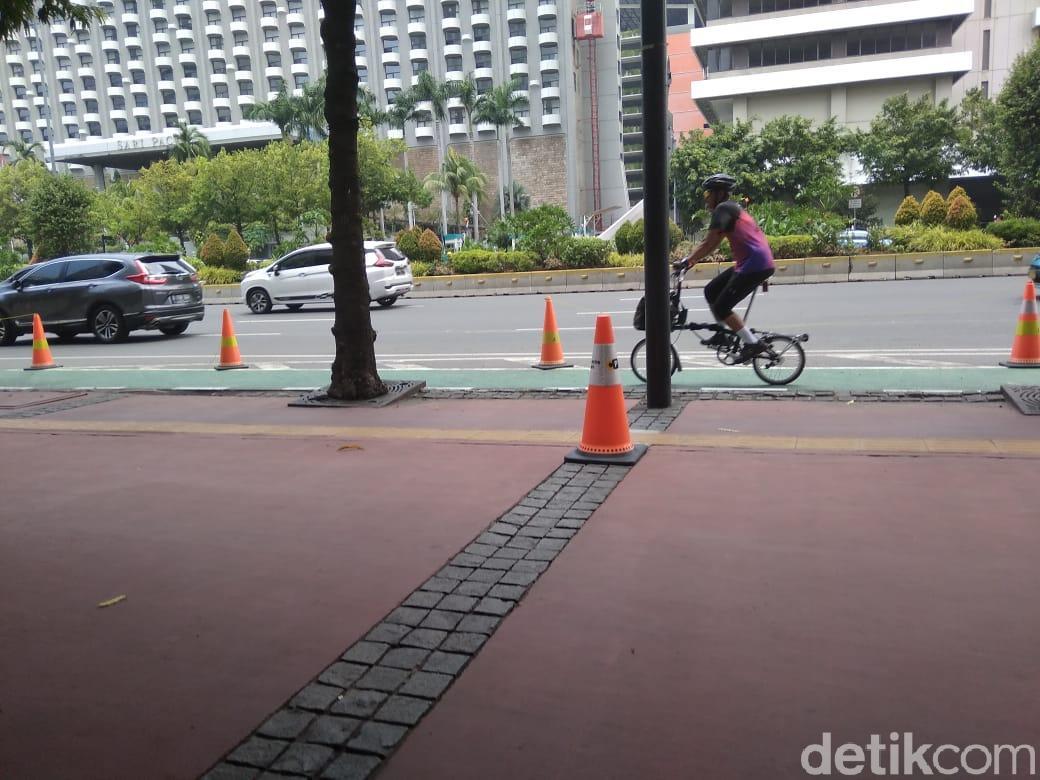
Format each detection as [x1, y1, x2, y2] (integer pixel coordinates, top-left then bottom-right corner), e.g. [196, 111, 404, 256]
[240, 241, 413, 314]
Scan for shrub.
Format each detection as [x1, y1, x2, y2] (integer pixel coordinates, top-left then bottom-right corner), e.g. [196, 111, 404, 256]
[134, 233, 180, 253]
[894, 196, 921, 226]
[415, 228, 443, 264]
[809, 220, 842, 256]
[887, 226, 1003, 252]
[766, 234, 813, 258]
[945, 195, 978, 230]
[195, 264, 242, 284]
[446, 249, 539, 274]
[920, 191, 947, 226]
[0, 260, 26, 281]
[485, 219, 512, 250]
[986, 217, 1040, 247]
[222, 229, 250, 270]
[613, 221, 635, 254]
[199, 233, 225, 265]
[672, 239, 696, 261]
[410, 261, 432, 277]
[511, 205, 574, 261]
[946, 185, 969, 206]
[557, 237, 613, 269]
[606, 252, 645, 268]
[669, 221, 683, 250]
[395, 227, 421, 259]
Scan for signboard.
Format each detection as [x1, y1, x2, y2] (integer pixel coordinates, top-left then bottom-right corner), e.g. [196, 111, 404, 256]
[848, 198, 863, 210]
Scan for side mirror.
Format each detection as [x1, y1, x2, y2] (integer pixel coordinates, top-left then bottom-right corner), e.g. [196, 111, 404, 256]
[12, 279, 24, 291]
[271, 267, 280, 276]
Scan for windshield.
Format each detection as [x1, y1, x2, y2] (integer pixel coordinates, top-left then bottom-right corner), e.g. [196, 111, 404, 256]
[141, 257, 193, 275]
[381, 247, 406, 262]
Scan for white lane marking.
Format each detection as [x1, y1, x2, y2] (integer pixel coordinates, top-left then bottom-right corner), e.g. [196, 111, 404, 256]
[513, 326, 636, 332]
[200, 332, 282, 337]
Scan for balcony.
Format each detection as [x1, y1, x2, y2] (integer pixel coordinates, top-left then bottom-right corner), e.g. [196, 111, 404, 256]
[82, 113, 101, 123]
[289, 37, 307, 50]
[538, 31, 558, 46]
[409, 48, 428, 61]
[61, 113, 78, 123]
[124, 36, 142, 48]
[406, 0, 424, 7]
[101, 39, 120, 51]
[474, 67, 493, 80]
[175, 28, 194, 40]
[4, 54, 21, 65]
[477, 120, 495, 132]
[121, 12, 139, 24]
[415, 100, 432, 112]
[11, 97, 29, 109]
[541, 85, 560, 99]
[150, 7, 167, 18]
[539, 58, 559, 72]
[445, 69, 464, 81]
[355, 54, 368, 67]
[415, 124, 434, 139]
[384, 76, 403, 90]
[179, 52, 197, 63]
[507, 7, 524, 21]
[473, 39, 492, 54]
[232, 45, 251, 58]
[182, 77, 200, 88]
[210, 72, 229, 83]
[203, 0, 221, 10]
[290, 62, 309, 75]
[157, 79, 175, 90]
[173, 3, 191, 16]
[509, 61, 529, 75]
[508, 35, 527, 48]
[542, 112, 560, 126]
[443, 43, 463, 57]
[441, 16, 461, 31]
[104, 63, 123, 74]
[205, 24, 223, 36]
[286, 12, 305, 25]
[160, 103, 179, 112]
[381, 50, 400, 64]
[52, 46, 71, 59]
[15, 121, 33, 132]
[380, 24, 398, 38]
[537, 2, 556, 17]
[260, 16, 278, 29]
[265, 66, 284, 78]
[234, 70, 252, 81]
[152, 32, 170, 44]
[228, 0, 245, 7]
[74, 43, 92, 55]
[9, 75, 27, 87]
[55, 69, 74, 81]
[471, 13, 491, 26]
[378, 0, 396, 10]
[132, 106, 150, 117]
[58, 92, 77, 103]
[263, 41, 281, 53]
[407, 21, 426, 35]
[110, 109, 127, 120]
[213, 97, 231, 109]
[183, 101, 203, 112]
[449, 122, 467, 135]
[105, 85, 125, 97]
[238, 94, 256, 105]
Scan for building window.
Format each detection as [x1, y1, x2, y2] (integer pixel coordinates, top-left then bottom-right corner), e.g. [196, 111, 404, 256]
[509, 20, 525, 37]
[187, 110, 202, 125]
[410, 33, 426, 49]
[383, 39, 399, 53]
[181, 39, 194, 53]
[165, 115, 179, 128]
[510, 49, 527, 64]
[88, 121, 102, 136]
[111, 95, 126, 110]
[238, 80, 253, 95]
[183, 63, 198, 78]
[234, 31, 248, 46]
[66, 125, 79, 139]
[475, 52, 492, 69]
[232, 8, 246, 22]
[408, 8, 424, 22]
[64, 103, 78, 116]
[126, 22, 139, 37]
[380, 10, 395, 25]
[444, 29, 461, 45]
[236, 56, 251, 70]
[264, 29, 279, 43]
[137, 116, 151, 131]
[123, 0, 137, 12]
[385, 63, 400, 78]
[981, 80, 989, 98]
[445, 54, 462, 72]
[108, 72, 122, 86]
[412, 59, 428, 73]
[261, 2, 277, 18]
[185, 86, 201, 101]
[539, 21, 556, 33]
[266, 52, 281, 67]
[288, 0, 303, 11]
[128, 47, 142, 61]
[10, 63, 23, 77]
[472, 0, 488, 12]
[292, 50, 307, 64]
[473, 25, 490, 42]
[158, 66, 173, 80]
[106, 49, 120, 63]
[268, 76, 283, 91]
[103, 26, 117, 41]
[156, 42, 170, 56]
[208, 35, 223, 49]
[134, 94, 148, 108]
[154, 19, 167, 32]
[542, 98, 560, 115]
[60, 80, 74, 94]
[79, 53, 92, 66]
[295, 74, 308, 89]
[206, 10, 220, 25]
[83, 99, 98, 113]
[982, 29, 990, 70]
[213, 60, 227, 74]
[984, 0, 991, 18]
[442, 3, 458, 18]
[114, 119, 129, 133]
[160, 89, 175, 104]
[217, 107, 232, 122]
[16, 107, 29, 121]
[290, 24, 305, 40]
[846, 22, 939, 57]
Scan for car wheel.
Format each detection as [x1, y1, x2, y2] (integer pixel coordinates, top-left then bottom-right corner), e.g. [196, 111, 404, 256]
[53, 328, 78, 342]
[0, 312, 17, 346]
[376, 296, 397, 307]
[91, 305, 128, 343]
[158, 322, 189, 336]
[286, 303, 304, 311]
[246, 287, 272, 314]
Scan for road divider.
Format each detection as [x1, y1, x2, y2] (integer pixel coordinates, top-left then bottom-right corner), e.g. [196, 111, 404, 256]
[850, 253, 896, 282]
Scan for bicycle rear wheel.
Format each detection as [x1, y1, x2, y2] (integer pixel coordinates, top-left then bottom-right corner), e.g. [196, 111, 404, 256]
[752, 335, 806, 385]
[630, 338, 680, 383]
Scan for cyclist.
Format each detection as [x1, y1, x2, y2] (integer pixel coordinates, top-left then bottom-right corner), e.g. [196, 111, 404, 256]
[674, 174, 775, 363]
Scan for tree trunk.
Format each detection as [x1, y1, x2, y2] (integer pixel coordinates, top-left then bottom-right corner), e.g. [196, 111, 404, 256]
[322, 0, 385, 400]
[436, 119, 448, 238]
[468, 128, 479, 240]
[497, 132, 506, 219]
[506, 128, 515, 217]
[403, 147, 414, 228]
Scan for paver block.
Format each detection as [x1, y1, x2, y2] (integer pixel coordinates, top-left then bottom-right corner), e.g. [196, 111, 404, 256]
[474, 597, 514, 616]
[347, 722, 409, 757]
[456, 614, 501, 635]
[437, 565, 475, 580]
[423, 651, 469, 676]
[439, 631, 488, 655]
[342, 642, 390, 664]
[499, 570, 538, 586]
[400, 628, 448, 649]
[258, 710, 315, 740]
[227, 737, 290, 769]
[490, 547, 526, 560]
[465, 543, 498, 557]
[330, 690, 388, 719]
[303, 715, 362, 747]
[402, 591, 442, 609]
[436, 594, 478, 613]
[271, 743, 335, 775]
[399, 671, 453, 699]
[319, 662, 368, 688]
[320, 753, 382, 780]
[453, 580, 493, 597]
[465, 568, 504, 583]
[420, 576, 457, 593]
[364, 624, 410, 645]
[451, 552, 487, 567]
[374, 695, 432, 726]
[379, 647, 430, 670]
[480, 557, 514, 570]
[386, 606, 429, 627]
[489, 584, 526, 601]
[290, 683, 343, 712]
[201, 763, 260, 780]
[419, 609, 463, 631]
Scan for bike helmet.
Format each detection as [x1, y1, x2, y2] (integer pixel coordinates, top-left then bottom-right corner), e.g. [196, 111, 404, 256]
[701, 173, 737, 192]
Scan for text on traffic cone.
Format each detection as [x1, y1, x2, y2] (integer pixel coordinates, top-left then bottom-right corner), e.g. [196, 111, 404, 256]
[215, 308, 248, 370]
[25, 313, 60, 371]
[577, 314, 634, 456]
[532, 296, 573, 369]
[1001, 280, 1040, 368]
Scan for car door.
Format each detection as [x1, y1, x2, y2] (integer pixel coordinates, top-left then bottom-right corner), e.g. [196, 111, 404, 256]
[269, 251, 315, 302]
[294, 248, 333, 299]
[11, 261, 67, 327]
[58, 258, 124, 326]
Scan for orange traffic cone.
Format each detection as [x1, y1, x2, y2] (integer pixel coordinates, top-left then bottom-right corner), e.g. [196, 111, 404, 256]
[24, 313, 60, 371]
[532, 296, 573, 369]
[1001, 280, 1040, 368]
[215, 308, 248, 370]
[565, 314, 647, 466]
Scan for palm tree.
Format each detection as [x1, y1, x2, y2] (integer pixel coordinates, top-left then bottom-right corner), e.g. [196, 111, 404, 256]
[413, 72, 457, 238]
[454, 76, 482, 240]
[357, 86, 387, 126]
[475, 82, 529, 219]
[386, 89, 420, 228]
[298, 75, 328, 140]
[170, 121, 211, 162]
[4, 138, 43, 162]
[242, 85, 299, 140]
[424, 149, 488, 237]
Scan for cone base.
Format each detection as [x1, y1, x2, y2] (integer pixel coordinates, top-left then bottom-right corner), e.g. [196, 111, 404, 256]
[24, 363, 61, 371]
[215, 363, 249, 371]
[1000, 360, 1040, 368]
[564, 443, 647, 467]
[532, 361, 574, 370]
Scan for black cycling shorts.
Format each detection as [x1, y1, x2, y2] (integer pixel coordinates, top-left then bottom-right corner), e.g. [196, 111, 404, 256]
[704, 267, 774, 320]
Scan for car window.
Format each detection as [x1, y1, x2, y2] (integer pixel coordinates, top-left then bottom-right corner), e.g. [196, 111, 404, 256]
[65, 259, 123, 282]
[21, 262, 65, 287]
[278, 252, 311, 271]
[312, 249, 332, 267]
[141, 256, 192, 275]
[4, 266, 31, 284]
[381, 247, 406, 262]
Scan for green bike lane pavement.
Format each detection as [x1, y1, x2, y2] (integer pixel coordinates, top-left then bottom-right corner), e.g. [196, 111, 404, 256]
[0, 365, 1028, 393]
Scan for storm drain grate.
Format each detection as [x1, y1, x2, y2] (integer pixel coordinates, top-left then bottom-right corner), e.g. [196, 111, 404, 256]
[1002, 385, 1040, 415]
[289, 380, 426, 409]
[0, 391, 122, 418]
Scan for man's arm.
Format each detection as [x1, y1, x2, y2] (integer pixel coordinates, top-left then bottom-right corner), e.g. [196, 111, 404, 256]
[679, 229, 725, 268]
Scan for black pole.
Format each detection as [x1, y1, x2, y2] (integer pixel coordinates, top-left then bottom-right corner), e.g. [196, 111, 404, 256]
[641, 0, 671, 408]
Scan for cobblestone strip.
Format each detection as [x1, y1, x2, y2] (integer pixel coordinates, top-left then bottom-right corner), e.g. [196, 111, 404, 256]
[203, 462, 632, 780]
[0, 391, 123, 419]
[627, 398, 689, 431]
[419, 388, 1006, 403]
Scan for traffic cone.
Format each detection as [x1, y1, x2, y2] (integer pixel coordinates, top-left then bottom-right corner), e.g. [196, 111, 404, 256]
[565, 314, 647, 466]
[532, 296, 573, 369]
[215, 308, 248, 370]
[1001, 280, 1040, 368]
[24, 314, 60, 371]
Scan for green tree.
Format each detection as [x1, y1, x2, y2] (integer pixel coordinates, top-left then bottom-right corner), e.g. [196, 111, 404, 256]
[189, 149, 266, 233]
[243, 85, 299, 140]
[854, 93, 962, 196]
[508, 204, 573, 261]
[920, 190, 947, 225]
[170, 120, 211, 162]
[26, 174, 96, 260]
[223, 229, 250, 270]
[995, 39, 1040, 217]
[894, 195, 921, 225]
[0, 1, 104, 40]
[957, 88, 1000, 173]
[424, 149, 488, 236]
[413, 72, 457, 235]
[93, 177, 155, 248]
[945, 195, 978, 230]
[454, 76, 482, 238]
[322, 0, 385, 400]
[475, 82, 529, 219]
[134, 159, 195, 250]
[0, 159, 48, 251]
[357, 129, 429, 219]
[2, 138, 42, 162]
[199, 233, 225, 265]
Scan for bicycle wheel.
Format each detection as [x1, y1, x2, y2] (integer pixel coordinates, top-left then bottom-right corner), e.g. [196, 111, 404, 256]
[752, 335, 806, 385]
[630, 338, 680, 383]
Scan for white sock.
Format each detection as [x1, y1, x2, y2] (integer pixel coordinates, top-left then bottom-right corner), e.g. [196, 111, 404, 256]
[737, 327, 758, 345]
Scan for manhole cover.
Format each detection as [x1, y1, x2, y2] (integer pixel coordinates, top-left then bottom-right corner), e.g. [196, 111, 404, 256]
[1002, 385, 1040, 415]
[0, 391, 87, 410]
[289, 380, 426, 409]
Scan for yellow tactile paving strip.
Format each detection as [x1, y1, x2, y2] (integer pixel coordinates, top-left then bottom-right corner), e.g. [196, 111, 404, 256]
[2, 418, 1038, 458]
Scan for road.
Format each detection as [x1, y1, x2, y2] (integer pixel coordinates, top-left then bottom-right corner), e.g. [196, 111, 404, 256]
[0, 276, 1030, 392]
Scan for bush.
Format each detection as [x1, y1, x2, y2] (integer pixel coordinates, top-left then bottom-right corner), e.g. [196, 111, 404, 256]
[0, 259, 27, 281]
[887, 225, 1004, 252]
[395, 227, 421, 259]
[557, 237, 613, 269]
[410, 261, 433, 277]
[809, 220, 842, 256]
[920, 191, 947, 226]
[273, 236, 308, 259]
[511, 205, 574, 261]
[199, 233, 225, 265]
[672, 240, 696, 261]
[606, 252, 645, 268]
[485, 219, 512, 250]
[986, 217, 1040, 247]
[446, 250, 539, 274]
[242, 222, 272, 257]
[222, 229, 250, 270]
[134, 233, 180, 253]
[669, 221, 683, 250]
[766, 234, 813, 258]
[945, 195, 978, 230]
[195, 264, 242, 284]
[946, 185, 968, 207]
[612, 219, 682, 255]
[415, 228, 443, 264]
[894, 196, 921, 226]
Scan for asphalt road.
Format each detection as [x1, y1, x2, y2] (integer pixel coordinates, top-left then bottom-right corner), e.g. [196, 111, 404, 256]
[0, 276, 1023, 373]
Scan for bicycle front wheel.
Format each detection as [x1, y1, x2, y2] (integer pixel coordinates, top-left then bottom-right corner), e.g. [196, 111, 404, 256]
[752, 335, 806, 385]
[630, 338, 680, 384]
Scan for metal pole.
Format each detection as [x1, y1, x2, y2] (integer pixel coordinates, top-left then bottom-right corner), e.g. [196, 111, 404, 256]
[641, 0, 670, 408]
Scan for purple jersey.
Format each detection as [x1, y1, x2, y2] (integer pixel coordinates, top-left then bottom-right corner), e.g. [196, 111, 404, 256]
[709, 201, 775, 273]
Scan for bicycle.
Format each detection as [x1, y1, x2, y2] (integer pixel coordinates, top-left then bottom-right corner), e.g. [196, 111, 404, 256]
[630, 265, 809, 386]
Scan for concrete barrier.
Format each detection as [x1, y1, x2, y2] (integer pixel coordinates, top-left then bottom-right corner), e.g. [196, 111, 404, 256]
[603, 268, 643, 291]
[769, 258, 805, 285]
[943, 250, 993, 278]
[530, 271, 567, 294]
[850, 254, 896, 282]
[993, 246, 1040, 276]
[895, 251, 944, 280]
[202, 284, 242, 304]
[803, 256, 849, 284]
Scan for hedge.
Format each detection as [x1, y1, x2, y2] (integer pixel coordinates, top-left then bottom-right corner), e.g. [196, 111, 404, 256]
[887, 226, 1003, 252]
[766, 235, 814, 259]
[195, 264, 243, 284]
[446, 250, 538, 274]
[986, 218, 1040, 248]
[557, 237, 613, 269]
